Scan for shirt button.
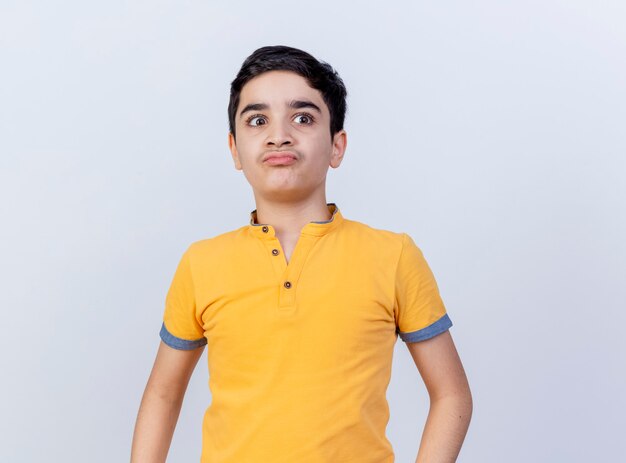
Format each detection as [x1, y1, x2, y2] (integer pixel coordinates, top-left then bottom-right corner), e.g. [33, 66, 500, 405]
[262, 226, 269, 233]
[284, 281, 292, 289]
[272, 249, 279, 256]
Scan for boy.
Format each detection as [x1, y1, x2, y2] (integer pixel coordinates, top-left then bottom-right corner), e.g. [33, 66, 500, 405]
[131, 45, 472, 463]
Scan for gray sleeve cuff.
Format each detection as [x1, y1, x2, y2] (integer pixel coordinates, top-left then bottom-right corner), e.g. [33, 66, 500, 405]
[160, 322, 207, 350]
[397, 313, 453, 343]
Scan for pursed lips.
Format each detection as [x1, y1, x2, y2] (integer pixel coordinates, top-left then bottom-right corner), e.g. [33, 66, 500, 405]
[262, 151, 297, 162]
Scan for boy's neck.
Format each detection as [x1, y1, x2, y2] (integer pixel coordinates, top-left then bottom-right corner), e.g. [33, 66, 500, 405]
[252, 197, 333, 237]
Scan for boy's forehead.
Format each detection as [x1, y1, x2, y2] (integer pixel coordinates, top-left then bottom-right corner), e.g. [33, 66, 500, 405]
[238, 71, 326, 113]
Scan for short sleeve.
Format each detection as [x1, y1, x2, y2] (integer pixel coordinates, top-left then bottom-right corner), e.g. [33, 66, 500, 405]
[159, 245, 207, 350]
[394, 233, 453, 343]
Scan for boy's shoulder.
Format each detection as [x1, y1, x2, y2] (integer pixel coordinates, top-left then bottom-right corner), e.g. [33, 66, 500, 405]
[185, 225, 249, 254]
[342, 216, 408, 244]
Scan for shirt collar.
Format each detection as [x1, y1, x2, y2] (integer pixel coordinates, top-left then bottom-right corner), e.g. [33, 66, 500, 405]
[248, 202, 344, 238]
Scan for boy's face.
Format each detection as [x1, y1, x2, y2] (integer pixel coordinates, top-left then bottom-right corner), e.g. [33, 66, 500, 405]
[228, 70, 347, 203]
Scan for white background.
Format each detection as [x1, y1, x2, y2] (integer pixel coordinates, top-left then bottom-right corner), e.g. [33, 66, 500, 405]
[1, 1, 625, 461]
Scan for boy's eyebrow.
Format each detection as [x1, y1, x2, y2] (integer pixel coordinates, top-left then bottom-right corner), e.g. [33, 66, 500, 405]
[288, 99, 322, 114]
[239, 103, 268, 119]
[239, 99, 322, 119]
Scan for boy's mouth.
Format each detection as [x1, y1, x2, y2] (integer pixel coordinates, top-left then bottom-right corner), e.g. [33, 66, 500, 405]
[263, 151, 297, 165]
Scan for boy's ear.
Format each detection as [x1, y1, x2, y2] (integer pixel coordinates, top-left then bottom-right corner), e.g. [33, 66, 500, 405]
[228, 132, 243, 170]
[330, 129, 347, 169]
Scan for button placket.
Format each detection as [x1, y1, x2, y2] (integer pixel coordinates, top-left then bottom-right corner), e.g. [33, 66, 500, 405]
[277, 234, 319, 312]
[250, 214, 331, 314]
[265, 237, 288, 279]
[278, 274, 297, 309]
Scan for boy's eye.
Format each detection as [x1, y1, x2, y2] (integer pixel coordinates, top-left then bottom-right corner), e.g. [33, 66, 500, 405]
[245, 112, 315, 127]
[247, 115, 267, 127]
[293, 113, 314, 124]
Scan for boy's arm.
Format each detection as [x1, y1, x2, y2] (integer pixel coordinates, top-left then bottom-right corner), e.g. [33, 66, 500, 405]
[407, 330, 473, 463]
[131, 340, 205, 463]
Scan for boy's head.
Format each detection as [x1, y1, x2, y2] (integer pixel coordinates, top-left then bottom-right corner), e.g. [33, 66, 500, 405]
[227, 45, 349, 203]
[228, 45, 347, 142]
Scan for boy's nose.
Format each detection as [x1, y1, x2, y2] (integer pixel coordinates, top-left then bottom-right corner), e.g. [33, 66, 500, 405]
[265, 120, 293, 147]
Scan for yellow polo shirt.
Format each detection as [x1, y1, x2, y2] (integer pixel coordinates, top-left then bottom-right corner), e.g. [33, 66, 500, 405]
[160, 202, 452, 462]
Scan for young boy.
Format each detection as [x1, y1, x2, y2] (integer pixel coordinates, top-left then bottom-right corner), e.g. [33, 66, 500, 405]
[131, 45, 472, 463]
